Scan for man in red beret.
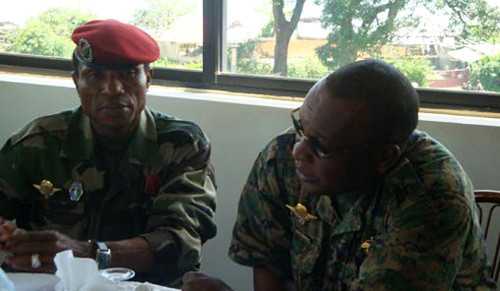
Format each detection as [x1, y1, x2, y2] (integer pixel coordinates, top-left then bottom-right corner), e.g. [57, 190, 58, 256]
[0, 19, 217, 287]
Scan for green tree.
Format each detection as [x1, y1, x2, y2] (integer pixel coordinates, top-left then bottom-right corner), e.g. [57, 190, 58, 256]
[387, 58, 434, 87]
[315, 0, 500, 70]
[132, 0, 194, 35]
[439, 0, 500, 43]
[7, 8, 93, 58]
[315, 0, 418, 69]
[469, 54, 500, 92]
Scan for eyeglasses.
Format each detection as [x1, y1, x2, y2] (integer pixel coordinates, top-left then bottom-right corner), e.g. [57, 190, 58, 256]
[290, 107, 372, 159]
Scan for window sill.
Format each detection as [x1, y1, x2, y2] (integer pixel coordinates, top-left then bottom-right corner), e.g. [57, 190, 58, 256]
[1, 65, 500, 128]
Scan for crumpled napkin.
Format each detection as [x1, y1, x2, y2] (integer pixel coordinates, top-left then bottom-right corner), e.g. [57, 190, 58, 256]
[53, 250, 178, 291]
[54, 250, 115, 291]
[121, 281, 180, 291]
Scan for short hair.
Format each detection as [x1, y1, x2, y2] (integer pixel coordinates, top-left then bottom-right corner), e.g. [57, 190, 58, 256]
[324, 59, 419, 144]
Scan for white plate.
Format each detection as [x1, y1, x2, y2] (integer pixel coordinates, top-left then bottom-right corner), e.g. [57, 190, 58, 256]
[99, 267, 135, 282]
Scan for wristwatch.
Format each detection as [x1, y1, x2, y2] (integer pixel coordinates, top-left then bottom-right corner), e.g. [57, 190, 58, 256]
[95, 241, 111, 269]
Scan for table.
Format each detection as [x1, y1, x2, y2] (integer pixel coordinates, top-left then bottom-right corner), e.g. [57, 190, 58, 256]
[7, 273, 180, 291]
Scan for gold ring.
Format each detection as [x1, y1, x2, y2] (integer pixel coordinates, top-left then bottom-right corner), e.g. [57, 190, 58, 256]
[31, 253, 41, 269]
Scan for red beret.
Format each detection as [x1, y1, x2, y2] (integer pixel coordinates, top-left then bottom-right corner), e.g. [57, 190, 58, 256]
[71, 19, 160, 67]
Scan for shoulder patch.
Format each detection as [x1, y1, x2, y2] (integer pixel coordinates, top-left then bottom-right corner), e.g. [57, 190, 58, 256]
[150, 109, 209, 149]
[263, 128, 296, 163]
[4, 110, 73, 149]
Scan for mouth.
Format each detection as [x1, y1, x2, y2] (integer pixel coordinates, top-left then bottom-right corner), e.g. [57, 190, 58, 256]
[97, 103, 131, 112]
[295, 168, 319, 184]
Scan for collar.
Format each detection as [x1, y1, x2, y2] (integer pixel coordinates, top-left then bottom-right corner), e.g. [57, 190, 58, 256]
[60, 107, 159, 165]
[313, 157, 426, 236]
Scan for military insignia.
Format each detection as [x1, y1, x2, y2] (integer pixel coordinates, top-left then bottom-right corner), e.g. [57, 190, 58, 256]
[286, 202, 318, 225]
[33, 179, 61, 199]
[77, 38, 93, 63]
[360, 238, 374, 254]
[68, 181, 84, 202]
[144, 174, 160, 195]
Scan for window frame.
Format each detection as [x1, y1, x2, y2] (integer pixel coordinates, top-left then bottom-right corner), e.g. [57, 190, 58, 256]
[0, 0, 498, 111]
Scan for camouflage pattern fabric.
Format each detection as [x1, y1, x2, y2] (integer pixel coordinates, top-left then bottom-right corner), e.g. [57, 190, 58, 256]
[0, 107, 217, 287]
[229, 129, 496, 291]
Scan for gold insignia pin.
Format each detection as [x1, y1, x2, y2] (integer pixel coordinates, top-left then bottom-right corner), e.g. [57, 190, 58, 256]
[33, 179, 61, 199]
[361, 238, 374, 254]
[286, 203, 318, 224]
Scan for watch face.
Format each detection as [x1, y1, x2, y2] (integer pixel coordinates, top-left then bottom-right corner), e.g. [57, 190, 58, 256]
[97, 241, 109, 251]
[96, 248, 111, 269]
[100, 267, 135, 283]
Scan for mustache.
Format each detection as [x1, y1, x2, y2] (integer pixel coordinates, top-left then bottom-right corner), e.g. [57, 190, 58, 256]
[96, 101, 131, 110]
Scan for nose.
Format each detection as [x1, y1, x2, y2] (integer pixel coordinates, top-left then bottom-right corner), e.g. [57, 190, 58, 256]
[99, 72, 125, 95]
[292, 136, 315, 163]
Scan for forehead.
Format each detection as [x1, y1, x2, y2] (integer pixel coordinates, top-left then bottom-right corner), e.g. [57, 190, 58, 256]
[301, 79, 372, 143]
[78, 63, 145, 73]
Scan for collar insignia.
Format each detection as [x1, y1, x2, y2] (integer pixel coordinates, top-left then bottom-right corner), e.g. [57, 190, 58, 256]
[361, 237, 374, 254]
[33, 179, 61, 199]
[286, 203, 318, 225]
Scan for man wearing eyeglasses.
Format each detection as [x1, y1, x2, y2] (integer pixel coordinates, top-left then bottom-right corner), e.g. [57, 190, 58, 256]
[182, 59, 495, 291]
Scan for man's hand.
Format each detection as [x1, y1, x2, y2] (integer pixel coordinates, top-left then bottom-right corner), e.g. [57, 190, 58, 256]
[3, 230, 90, 273]
[0, 218, 18, 246]
[182, 272, 234, 291]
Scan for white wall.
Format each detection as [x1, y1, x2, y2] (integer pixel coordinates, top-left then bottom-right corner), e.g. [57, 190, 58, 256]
[0, 76, 499, 290]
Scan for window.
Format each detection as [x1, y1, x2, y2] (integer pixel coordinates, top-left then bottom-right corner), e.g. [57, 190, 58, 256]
[0, 0, 203, 71]
[0, 0, 499, 109]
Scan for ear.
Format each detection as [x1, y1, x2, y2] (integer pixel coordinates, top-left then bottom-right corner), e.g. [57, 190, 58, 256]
[376, 144, 402, 175]
[145, 68, 152, 89]
[72, 71, 80, 92]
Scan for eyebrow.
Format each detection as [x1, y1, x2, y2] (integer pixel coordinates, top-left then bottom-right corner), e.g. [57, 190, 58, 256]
[300, 112, 329, 141]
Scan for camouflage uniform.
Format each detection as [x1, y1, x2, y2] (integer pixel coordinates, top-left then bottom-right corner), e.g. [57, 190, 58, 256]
[229, 129, 496, 291]
[0, 107, 217, 287]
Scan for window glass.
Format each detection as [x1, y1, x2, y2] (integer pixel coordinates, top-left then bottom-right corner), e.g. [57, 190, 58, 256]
[225, 0, 500, 93]
[0, 0, 203, 70]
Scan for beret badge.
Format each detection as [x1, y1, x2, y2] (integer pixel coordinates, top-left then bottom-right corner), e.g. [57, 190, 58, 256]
[77, 38, 93, 63]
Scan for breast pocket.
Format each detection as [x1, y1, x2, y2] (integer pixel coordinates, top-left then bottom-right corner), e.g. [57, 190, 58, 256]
[290, 219, 325, 275]
[44, 190, 85, 226]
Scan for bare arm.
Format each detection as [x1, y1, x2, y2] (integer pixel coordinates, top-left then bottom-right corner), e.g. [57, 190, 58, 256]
[1, 228, 154, 273]
[106, 237, 154, 272]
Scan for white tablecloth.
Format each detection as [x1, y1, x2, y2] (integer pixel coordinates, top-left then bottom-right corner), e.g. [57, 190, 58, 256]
[7, 273, 58, 291]
[7, 273, 179, 291]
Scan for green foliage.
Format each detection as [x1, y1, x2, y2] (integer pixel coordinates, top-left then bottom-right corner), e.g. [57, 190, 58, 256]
[152, 56, 202, 70]
[237, 39, 259, 60]
[153, 57, 170, 68]
[440, 0, 500, 43]
[6, 8, 93, 58]
[288, 57, 329, 79]
[387, 58, 434, 87]
[315, 0, 410, 70]
[469, 54, 500, 92]
[132, 0, 193, 35]
[228, 38, 273, 75]
[236, 59, 272, 75]
[260, 20, 275, 37]
[314, 0, 500, 70]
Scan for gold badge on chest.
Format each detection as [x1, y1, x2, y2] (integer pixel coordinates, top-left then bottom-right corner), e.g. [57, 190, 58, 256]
[33, 179, 61, 199]
[286, 202, 318, 225]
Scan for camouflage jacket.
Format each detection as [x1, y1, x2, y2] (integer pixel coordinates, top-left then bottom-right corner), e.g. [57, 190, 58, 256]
[0, 107, 217, 287]
[229, 129, 496, 291]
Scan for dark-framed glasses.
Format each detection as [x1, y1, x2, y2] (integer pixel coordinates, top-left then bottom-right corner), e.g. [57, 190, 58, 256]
[290, 107, 373, 159]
